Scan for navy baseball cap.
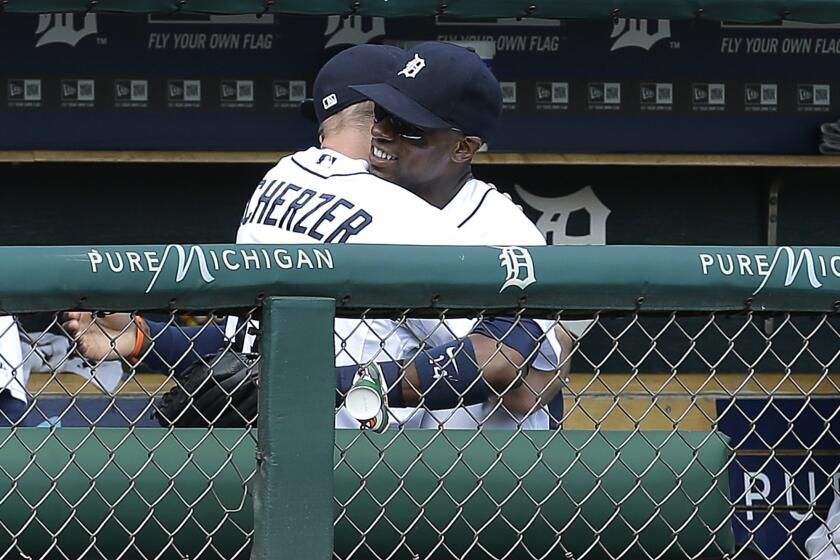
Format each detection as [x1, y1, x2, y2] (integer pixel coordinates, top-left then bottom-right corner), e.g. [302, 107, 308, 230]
[301, 44, 405, 124]
[350, 42, 503, 142]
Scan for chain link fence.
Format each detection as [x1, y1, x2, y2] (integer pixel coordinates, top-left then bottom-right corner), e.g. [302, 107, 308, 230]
[0, 245, 836, 560]
[0, 309, 258, 560]
[0, 306, 835, 559]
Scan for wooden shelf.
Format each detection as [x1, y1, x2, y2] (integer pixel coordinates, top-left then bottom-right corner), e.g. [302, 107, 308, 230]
[0, 150, 285, 164]
[476, 152, 840, 167]
[1, 150, 840, 166]
[30, 370, 838, 432]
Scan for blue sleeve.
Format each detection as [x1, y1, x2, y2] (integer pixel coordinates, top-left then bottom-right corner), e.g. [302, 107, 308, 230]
[0, 390, 26, 426]
[471, 317, 543, 363]
[142, 320, 226, 376]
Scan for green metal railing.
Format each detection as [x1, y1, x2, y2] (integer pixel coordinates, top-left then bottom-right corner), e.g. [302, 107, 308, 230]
[0, 244, 837, 559]
[0, 244, 836, 312]
[4, 0, 840, 24]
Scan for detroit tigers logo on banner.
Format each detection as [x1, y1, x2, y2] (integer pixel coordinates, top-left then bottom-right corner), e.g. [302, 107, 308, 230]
[398, 54, 426, 78]
[515, 185, 611, 246]
[496, 246, 536, 292]
[610, 18, 671, 51]
[324, 16, 385, 49]
[35, 13, 97, 47]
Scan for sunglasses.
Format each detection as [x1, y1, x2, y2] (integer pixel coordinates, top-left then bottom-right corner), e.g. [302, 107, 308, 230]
[373, 105, 426, 142]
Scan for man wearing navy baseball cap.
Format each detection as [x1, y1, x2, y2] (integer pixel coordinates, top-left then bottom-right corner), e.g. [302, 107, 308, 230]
[66, 41, 569, 435]
[300, 43, 405, 159]
[350, 42, 568, 432]
[351, 41, 503, 207]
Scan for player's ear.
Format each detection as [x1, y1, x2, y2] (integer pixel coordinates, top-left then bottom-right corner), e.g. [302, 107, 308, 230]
[451, 135, 482, 164]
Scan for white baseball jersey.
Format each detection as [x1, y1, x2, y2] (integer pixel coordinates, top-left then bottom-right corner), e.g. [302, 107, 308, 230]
[445, 179, 561, 429]
[0, 317, 26, 404]
[444, 178, 547, 246]
[236, 155, 561, 430]
[402, 178, 562, 430]
[237, 147, 464, 247]
[234, 146, 474, 385]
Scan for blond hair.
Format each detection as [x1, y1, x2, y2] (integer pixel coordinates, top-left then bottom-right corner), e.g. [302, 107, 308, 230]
[318, 100, 374, 139]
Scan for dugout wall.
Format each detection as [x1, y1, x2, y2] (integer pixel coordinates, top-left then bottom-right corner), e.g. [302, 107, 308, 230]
[0, 162, 838, 247]
[2, 6, 840, 155]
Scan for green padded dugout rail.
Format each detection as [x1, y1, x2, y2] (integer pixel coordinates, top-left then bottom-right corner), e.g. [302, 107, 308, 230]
[0, 428, 734, 559]
[3, 0, 840, 23]
[0, 245, 837, 314]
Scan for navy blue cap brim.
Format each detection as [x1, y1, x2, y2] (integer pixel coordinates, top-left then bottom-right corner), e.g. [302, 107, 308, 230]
[350, 83, 453, 130]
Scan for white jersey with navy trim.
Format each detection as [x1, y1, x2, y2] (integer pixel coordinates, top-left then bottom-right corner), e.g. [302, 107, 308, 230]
[444, 178, 547, 246]
[0, 317, 25, 405]
[234, 146, 470, 375]
[237, 147, 463, 247]
[235, 157, 561, 431]
[443, 179, 561, 429]
[402, 178, 562, 430]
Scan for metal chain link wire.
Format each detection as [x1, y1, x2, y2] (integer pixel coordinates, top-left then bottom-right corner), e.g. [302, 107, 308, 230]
[0, 308, 835, 559]
[331, 310, 840, 560]
[2, 309, 258, 559]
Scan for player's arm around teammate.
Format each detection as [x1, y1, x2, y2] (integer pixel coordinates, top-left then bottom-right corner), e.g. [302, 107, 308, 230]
[349, 42, 567, 421]
[64, 42, 565, 428]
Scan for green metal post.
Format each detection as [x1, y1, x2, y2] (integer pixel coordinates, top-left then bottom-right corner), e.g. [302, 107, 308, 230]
[251, 297, 336, 560]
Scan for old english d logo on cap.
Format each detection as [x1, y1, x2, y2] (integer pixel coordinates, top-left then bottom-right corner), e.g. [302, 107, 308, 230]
[350, 42, 503, 141]
[397, 54, 426, 79]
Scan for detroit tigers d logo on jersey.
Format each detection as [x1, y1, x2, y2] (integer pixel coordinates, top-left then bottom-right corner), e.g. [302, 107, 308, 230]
[397, 54, 426, 79]
[496, 246, 537, 292]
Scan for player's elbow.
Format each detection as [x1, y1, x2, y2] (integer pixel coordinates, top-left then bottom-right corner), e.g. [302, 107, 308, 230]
[470, 334, 528, 395]
[500, 324, 574, 415]
[555, 325, 574, 380]
[537, 324, 574, 406]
